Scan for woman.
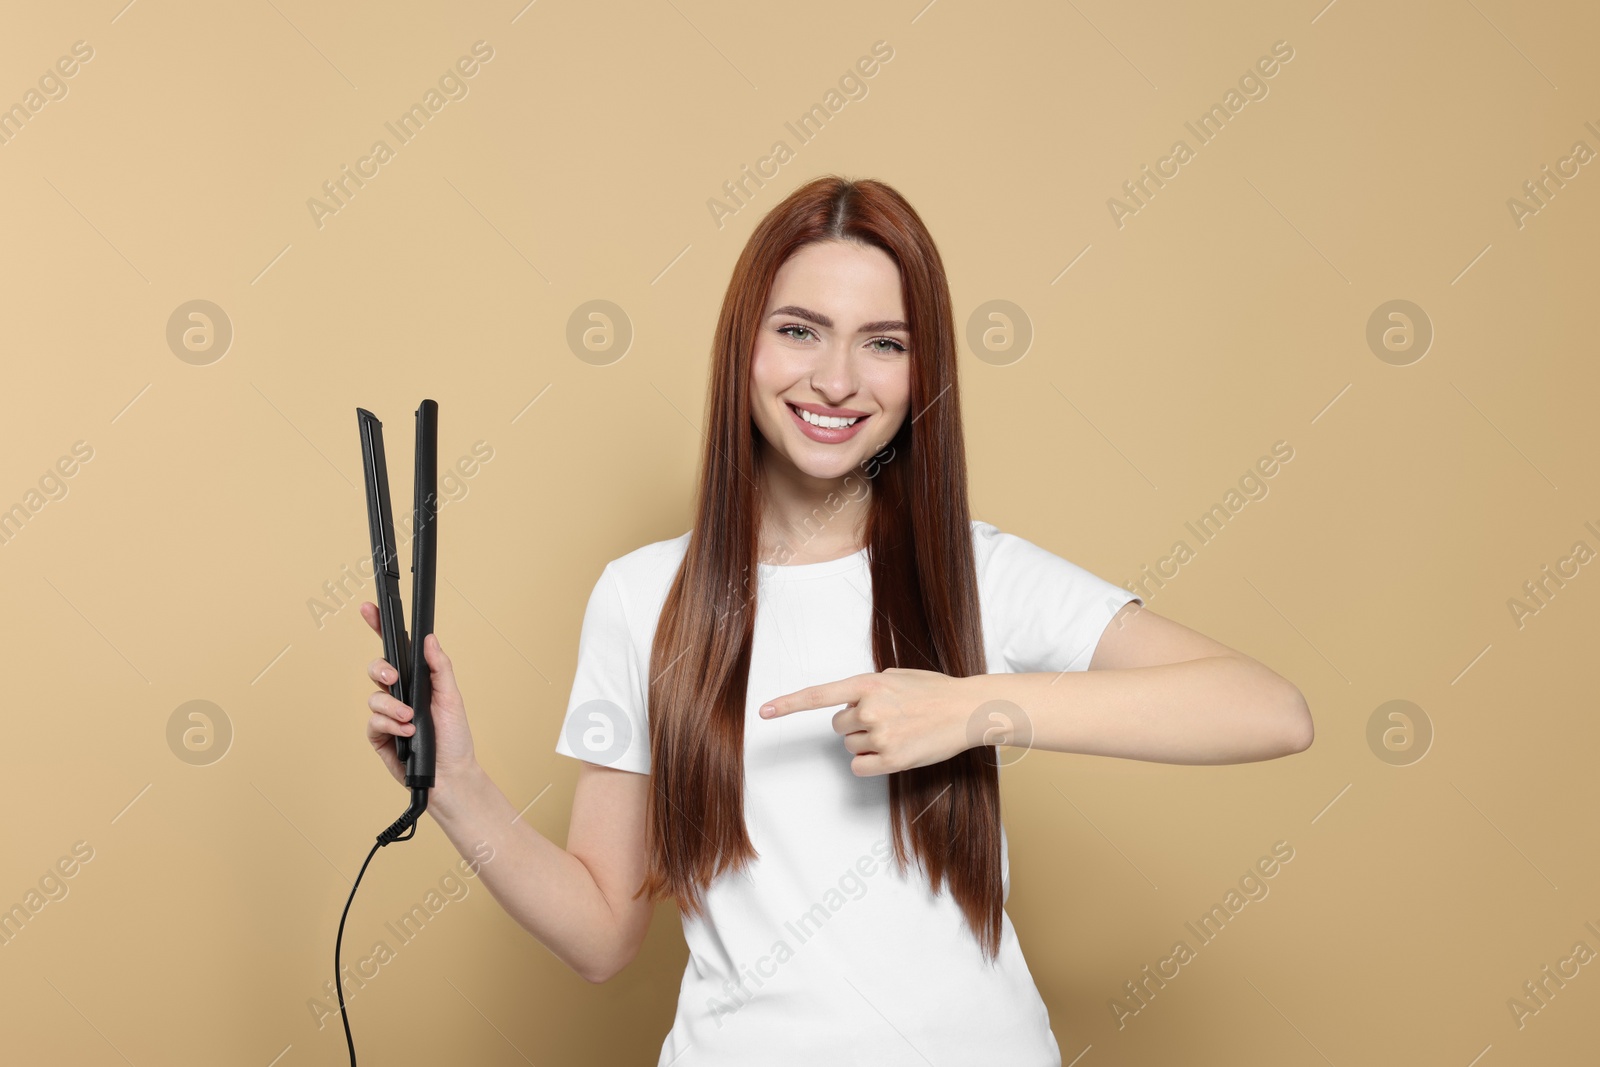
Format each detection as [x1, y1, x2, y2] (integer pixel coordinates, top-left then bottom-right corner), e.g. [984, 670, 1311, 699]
[360, 175, 1313, 1065]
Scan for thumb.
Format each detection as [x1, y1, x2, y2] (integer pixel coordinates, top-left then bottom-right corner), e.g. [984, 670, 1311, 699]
[423, 633, 463, 705]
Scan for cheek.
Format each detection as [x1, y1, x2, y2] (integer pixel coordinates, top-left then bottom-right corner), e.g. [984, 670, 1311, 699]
[747, 344, 786, 432]
[868, 365, 912, 412]
[749, 340, 786, 395]
[749, 341, 773, 380]
[750, 342, 815, 411]
[751, 337, 804, 380]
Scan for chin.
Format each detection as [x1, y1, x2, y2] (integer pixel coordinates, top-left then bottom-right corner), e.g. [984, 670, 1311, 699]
[772, 438, 863, 479]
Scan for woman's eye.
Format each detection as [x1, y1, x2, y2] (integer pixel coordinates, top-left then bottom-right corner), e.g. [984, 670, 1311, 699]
[778, 325, 905, 353]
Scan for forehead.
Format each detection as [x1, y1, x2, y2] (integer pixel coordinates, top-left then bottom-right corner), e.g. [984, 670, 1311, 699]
[768, 241, 904, 312]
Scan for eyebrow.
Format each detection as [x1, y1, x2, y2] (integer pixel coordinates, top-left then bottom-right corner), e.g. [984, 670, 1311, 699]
[767, 304, 909, 334]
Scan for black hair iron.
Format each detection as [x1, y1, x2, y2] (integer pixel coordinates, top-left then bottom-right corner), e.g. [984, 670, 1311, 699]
[335, 399, 439, 1065]
[357, 400, 439, 816]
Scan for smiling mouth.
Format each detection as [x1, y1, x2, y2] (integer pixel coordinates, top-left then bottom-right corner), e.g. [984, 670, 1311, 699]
[788, 403, 868, 429]
[784, 402, 871, 446]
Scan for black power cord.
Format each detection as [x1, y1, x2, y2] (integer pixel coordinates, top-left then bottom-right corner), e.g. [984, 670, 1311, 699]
[334, 787, 430, 1065]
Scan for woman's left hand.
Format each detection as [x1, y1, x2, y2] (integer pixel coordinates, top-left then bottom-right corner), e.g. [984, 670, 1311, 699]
[758, 667, 985, 776]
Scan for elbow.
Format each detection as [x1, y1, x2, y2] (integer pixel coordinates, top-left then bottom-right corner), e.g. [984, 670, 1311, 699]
[579, 952, 624, 985]
[580, 960, 619, 985]
[579, 942, 639, 985]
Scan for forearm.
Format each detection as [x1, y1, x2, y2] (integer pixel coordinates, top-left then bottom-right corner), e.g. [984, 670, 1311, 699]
[427, 762, 622, 982]
[965, 655, 1312, 765]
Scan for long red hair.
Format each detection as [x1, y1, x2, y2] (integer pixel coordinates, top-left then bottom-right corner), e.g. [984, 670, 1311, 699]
[637, 175, 1003, 960]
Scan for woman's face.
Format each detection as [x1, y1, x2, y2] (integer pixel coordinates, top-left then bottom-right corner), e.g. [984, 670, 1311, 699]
[749, 239, 912, 484]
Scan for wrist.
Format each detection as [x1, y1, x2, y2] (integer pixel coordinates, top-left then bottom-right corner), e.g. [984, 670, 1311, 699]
[956, 672, 1022, 748]
[429, 759, 487, 824]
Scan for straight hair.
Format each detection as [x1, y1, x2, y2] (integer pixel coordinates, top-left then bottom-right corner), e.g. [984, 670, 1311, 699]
[637, 175, 1003, 961]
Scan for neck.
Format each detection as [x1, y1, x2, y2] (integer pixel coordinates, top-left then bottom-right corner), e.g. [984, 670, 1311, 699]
[755, 450, 871, 565]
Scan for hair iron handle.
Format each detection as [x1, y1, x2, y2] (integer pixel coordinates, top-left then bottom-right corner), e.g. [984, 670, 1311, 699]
[404, 399, 438, 791]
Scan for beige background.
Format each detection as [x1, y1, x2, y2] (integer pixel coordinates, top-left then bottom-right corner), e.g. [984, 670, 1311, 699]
[2, 0, 1596, 1063]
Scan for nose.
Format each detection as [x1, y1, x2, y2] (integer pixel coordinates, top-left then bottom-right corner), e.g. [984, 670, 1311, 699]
[809, 337, 858, 403]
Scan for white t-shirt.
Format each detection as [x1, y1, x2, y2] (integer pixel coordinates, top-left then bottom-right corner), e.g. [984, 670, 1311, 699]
[554, 518, 1142, 1066]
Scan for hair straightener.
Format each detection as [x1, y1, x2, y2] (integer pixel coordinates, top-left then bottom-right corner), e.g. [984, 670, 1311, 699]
[334, 400, 439, 1066]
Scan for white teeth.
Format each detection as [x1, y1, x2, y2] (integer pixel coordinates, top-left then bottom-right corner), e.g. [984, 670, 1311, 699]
[794, 406, 861, 429]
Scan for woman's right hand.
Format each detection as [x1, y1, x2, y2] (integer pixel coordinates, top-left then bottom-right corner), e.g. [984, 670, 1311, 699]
[360, 602, 477, 792]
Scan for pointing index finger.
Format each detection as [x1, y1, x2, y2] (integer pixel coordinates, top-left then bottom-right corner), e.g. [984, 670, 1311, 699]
[759, 674, 870, 718]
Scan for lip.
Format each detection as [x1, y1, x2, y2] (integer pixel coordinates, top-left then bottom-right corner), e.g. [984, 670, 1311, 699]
[786, 401, 869, 444]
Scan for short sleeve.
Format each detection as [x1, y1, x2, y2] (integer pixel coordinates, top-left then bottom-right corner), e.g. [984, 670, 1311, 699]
[552, 562, 651, 774]
[978, 522, 1143, 674]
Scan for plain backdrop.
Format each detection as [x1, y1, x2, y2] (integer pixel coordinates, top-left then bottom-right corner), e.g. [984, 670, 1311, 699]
[1, 1, 1595, 1063]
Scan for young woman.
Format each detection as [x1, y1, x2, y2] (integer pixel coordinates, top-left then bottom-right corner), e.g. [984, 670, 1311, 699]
[360, 175, 1313, 1065]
